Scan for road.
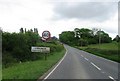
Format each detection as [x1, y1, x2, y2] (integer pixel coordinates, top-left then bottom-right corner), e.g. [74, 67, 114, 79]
[44, 45, 119, 80]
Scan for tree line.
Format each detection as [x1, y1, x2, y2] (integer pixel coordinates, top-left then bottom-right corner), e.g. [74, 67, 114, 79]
[2, 28, 41, 67]
[2, 28, 64, 68]
[2, 27, 120, 67]
[59, 28, 119, 46]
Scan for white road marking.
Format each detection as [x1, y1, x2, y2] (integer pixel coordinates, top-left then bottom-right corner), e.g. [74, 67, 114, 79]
[108, 76, 116, 81]
[86, 52, 118, 64]
[90, 62, 101, 70]
[84, 58, 89, 61]
[101, 71, 105, 74]
[81, 55, 84, 57]
[43, 49, 68, 80]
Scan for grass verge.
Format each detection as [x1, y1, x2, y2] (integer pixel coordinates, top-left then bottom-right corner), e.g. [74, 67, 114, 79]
[75, 42, 119, 63]
[81, 48, 119, 62]
[2, 49, 66, 81]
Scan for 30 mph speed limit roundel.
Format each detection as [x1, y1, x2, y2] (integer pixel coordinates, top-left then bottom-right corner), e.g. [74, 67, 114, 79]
[42, 31, 51, 40]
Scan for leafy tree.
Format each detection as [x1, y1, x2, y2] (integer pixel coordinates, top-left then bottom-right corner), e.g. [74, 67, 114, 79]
[34, 28, 38, 34]
[30, 29, 33, 32]
[78, 38, 88, 46]
[25, 28, 27, 33]
[2, 28, 41, 67]
[95, 31, 112, 43]
[79, 28, 93, 38]
[75, 28, 94, 45]
[59, 31, 77, 45]
[59, 28, 112, 46]
[74, 28, 80, 38]
[20, 28, 24, 33]
[113, 35, 120, 42]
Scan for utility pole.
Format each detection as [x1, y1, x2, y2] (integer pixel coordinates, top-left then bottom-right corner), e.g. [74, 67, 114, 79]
[92, 28, 101, 48]
[99, 28, 101, 49]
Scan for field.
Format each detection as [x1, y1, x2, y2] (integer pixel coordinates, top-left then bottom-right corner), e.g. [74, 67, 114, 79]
[2, 48, 66, 80]
[76, 42, 119, 62]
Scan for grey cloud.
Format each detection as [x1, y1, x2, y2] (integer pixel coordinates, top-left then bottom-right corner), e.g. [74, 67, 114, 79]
[53, 2, 117, 22]
[118, 2, 120, 36]
[118, 2, 120, 21]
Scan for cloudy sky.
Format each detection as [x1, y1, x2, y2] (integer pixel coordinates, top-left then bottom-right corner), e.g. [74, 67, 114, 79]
[0, 0, 119, 38]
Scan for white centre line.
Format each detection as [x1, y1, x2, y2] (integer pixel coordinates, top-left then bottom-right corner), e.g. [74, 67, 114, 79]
[90, 62, 101, 71]
[101, 71, 105, 74]
[84, 58, 89, 61]
[108, 76, 116, 81]
[81, 55, 84, 57]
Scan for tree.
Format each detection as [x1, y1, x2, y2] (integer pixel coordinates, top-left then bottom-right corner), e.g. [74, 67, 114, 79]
[74, 28, 80, 38]
[96, 30, 112, 43]
[59, 28, 112, 46]
[25, 28, 27, 33]
[76, 28, 93, 45]
[59, 31, 77, 45]
[20, 28, 24, 33]
[79, 38, 88, 46]
[2, 28, 41, 67]
[34, 28, 38, 34]
[79, 28, 93, 38]
[30, 29, 33, 32]
[113, 35, 120, 42]
[92, 28, 99, 36]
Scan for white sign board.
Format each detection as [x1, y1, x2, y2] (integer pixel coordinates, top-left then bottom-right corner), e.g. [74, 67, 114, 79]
[31, 47, 50, 53]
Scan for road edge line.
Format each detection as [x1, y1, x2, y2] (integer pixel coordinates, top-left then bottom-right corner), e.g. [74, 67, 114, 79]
[43, 47, 68, 80]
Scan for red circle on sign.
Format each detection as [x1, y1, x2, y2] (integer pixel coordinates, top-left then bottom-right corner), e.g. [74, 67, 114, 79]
[42, 31, 51, 40]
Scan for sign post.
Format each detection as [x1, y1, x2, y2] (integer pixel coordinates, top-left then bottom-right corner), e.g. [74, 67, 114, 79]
[31, 46, 50, 60]
[31, 30, 51, 60]
[45, 53, 47, 60]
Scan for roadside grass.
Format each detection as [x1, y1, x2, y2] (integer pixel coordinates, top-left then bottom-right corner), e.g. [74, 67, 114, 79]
[87, 42, 118, 50]
[0, 64, 1, 81]
[2, 49, 66, 80]
[76, 42, 119, 62]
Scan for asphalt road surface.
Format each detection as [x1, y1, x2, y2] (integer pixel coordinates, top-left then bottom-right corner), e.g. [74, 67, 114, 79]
[44, 45, 119, 80]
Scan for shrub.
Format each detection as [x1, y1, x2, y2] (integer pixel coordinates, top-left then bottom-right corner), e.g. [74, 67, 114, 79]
[2, 52, 17, 68]
[36, 42, 64, 53]
[83, 48, 119, 62]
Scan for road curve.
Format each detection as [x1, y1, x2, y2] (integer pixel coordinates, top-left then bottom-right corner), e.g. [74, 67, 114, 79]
[44, 45, 119, 80]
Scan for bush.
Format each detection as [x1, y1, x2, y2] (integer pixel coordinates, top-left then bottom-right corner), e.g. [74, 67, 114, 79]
[36, 42, 64, 53]
[84, 48, 118, 55]
[2, 52, 17, 68]
[12, 47, 31, 62]
[83, 48, 119, 62]
[2, 30, 40, 68]
[2, 30, 64, 68]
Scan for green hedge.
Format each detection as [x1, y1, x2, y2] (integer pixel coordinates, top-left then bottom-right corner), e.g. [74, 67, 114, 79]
[36, 42, 64, 53]
[2, 31, 64, 68]
[83, 48, 119, 62]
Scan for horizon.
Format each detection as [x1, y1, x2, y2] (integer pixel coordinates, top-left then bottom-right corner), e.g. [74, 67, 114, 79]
[0, 0, 119, 39]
